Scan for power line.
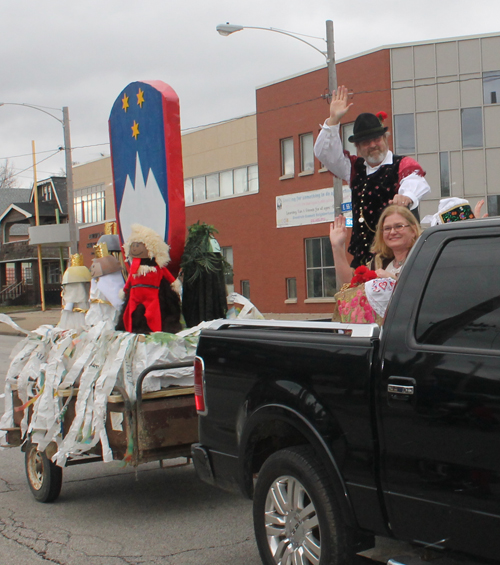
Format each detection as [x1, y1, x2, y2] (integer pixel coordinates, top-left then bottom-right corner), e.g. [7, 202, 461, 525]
[0, 148, 62, 160]
[2, 73, 496, 164]
[11, 150, 63, 179]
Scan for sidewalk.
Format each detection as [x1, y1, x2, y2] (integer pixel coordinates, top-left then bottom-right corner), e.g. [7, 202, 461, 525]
[0, 308, 62, 336]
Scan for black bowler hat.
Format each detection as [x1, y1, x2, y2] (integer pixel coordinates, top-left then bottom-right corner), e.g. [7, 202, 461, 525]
[348, 112, 388, 143]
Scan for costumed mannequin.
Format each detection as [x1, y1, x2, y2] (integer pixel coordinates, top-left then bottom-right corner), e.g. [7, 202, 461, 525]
[98, 221, 128, 280]
[314, 85, 431, 267]
[85, 242, 125, 327]
[180, 222, 229, 327]
[58, 254, 91, 331]
[115, 224, 182, 335]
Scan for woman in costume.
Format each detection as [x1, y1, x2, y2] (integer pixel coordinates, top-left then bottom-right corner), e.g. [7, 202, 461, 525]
[330, 205, 422, 286]
[331, 205, 422, 323]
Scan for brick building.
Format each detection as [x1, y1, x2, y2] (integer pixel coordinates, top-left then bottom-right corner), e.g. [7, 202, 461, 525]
[58, 32, 500, 317]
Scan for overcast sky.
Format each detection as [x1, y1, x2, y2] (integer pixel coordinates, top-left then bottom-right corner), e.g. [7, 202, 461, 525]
[2, 0, 500, 188]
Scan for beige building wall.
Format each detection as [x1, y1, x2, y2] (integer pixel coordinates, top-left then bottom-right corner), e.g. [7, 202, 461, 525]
[182, 114, 257, 178]
[73, 156, 115, 219]
[390, 33, 500, 219]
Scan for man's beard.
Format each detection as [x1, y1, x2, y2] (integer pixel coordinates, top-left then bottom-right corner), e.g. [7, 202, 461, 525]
[365, 149, 388, 166]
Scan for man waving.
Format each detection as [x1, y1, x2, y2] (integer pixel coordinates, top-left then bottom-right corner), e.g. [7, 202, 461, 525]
[314, 85, 431, 267]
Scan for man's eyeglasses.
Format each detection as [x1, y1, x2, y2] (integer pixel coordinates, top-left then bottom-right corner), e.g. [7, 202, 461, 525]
[382, 223, 410, 233]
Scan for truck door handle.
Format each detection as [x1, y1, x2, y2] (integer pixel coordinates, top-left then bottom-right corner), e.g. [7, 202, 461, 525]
[388, 384, 414, 395]
[387, 376, 416, 402]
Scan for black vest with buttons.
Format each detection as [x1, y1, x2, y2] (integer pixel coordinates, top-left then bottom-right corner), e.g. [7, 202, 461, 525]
[348, 155, 404, 268]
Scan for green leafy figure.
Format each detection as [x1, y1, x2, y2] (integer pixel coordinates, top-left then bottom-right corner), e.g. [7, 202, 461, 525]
[180, 222, 231, 327]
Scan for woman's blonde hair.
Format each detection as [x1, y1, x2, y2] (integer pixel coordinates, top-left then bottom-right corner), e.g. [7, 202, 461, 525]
[370, 205, 422, 259]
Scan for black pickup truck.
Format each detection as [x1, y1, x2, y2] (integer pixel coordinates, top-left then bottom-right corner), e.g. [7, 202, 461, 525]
[192, 219, 500, 565]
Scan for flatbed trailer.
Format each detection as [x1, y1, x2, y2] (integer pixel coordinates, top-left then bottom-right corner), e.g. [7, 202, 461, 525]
[2, 361, 197, 502]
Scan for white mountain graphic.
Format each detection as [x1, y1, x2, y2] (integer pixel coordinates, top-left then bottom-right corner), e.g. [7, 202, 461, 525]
[119, 153, 167, 242]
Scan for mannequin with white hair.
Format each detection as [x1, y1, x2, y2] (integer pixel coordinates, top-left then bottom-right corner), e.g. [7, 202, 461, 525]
[115, 224, 182, 335]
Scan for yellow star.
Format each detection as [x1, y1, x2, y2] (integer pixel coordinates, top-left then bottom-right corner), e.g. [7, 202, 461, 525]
[131, 120, 140, 139]
[122, 93, 129, 112]
[137, 88, 145, 108]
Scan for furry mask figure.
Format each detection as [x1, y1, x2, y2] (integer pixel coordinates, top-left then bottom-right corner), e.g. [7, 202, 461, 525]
[115, 224, 182, 335]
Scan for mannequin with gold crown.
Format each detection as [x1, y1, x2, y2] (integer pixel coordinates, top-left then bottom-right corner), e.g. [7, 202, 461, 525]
[58, 254, 91, 330]
[85, 242, 125, 327]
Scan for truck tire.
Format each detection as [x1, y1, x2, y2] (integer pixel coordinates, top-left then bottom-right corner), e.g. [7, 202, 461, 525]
[25, 442, 63, 503]
[253, 445, 353, 565]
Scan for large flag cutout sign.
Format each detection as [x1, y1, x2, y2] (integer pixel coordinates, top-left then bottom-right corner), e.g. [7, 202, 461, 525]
[109, 80, 185, 276]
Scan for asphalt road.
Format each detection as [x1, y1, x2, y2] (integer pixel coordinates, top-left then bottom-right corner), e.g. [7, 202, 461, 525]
[0, 335, 263, 565]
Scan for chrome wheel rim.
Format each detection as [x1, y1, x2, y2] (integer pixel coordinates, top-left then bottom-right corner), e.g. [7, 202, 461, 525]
[264, 475, 321, 565]
[27, 448, 44, 490]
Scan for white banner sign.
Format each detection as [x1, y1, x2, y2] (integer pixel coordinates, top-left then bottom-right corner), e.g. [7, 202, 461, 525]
[276, 187, 353, 228]
[276, 188, 335, 228]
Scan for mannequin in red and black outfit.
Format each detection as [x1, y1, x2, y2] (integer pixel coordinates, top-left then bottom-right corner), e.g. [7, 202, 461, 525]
[116, 224, 182, 334]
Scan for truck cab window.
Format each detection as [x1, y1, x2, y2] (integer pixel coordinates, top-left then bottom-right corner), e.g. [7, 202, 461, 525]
[415, 236, 500, 350]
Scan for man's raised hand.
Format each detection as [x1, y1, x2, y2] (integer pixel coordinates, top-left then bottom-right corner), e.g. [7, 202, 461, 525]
[327, 85, 353, 126]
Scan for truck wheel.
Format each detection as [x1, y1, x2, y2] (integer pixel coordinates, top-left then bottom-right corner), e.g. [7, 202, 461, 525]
[253, 446, 352, 565]
[25, 442, 63, 503]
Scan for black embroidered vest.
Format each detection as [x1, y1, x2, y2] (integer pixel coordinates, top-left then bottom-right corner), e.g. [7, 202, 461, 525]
[348, 155, 404, 268]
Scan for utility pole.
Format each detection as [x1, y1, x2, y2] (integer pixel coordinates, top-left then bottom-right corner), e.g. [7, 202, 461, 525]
[63, 107, 78, 256]
[326, 20, 343, 218]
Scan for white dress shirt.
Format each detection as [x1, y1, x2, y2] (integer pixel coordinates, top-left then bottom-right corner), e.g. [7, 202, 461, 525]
[314, 122, 431, 209]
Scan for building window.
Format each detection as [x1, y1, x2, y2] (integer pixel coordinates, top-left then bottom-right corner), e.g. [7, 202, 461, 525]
[74, 184, 105, 224]
[394, 114, 415, 154]
[43, 262, 60, 285]
[193, 176, 206, 201]
[461, 107, 483, 148]
[487, 195, 500, 217]
[233, 167, 248, 194]
[184, 179, 193, 204]
[286, 277, 297, 300]
[305, 237, 335, 298]
[300, 133, 314, 173]
[221, 246, 234, 295]
[22, 262, 33, 285]
[41, 184, 53, 202]
[342, 122, 357, 156]
[483, 71, 500, 105]
[220, 170, 233, 197]
[185, 165, 258, 204]
[5, 263, 15, 285]
[439, 152, 451, 197]
[241, 280, 250, 299]
[206, 173, 219, 199]
[248, 164, 258, 192]
[281, 137, 294, 177]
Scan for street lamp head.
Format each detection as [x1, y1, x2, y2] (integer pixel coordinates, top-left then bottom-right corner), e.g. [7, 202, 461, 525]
[216, 23, 244, 36]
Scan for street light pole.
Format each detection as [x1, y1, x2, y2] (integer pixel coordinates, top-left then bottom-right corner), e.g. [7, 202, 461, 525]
[216, 20, 343, 216]
[325, 21, 344, 219]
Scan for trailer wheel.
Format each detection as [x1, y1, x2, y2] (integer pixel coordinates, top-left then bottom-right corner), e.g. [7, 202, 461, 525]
[25, 442, 63, 503]
[253, 446, 353, 565]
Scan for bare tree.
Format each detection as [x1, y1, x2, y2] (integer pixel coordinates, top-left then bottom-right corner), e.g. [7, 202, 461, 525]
[0, 159, 18, 189]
